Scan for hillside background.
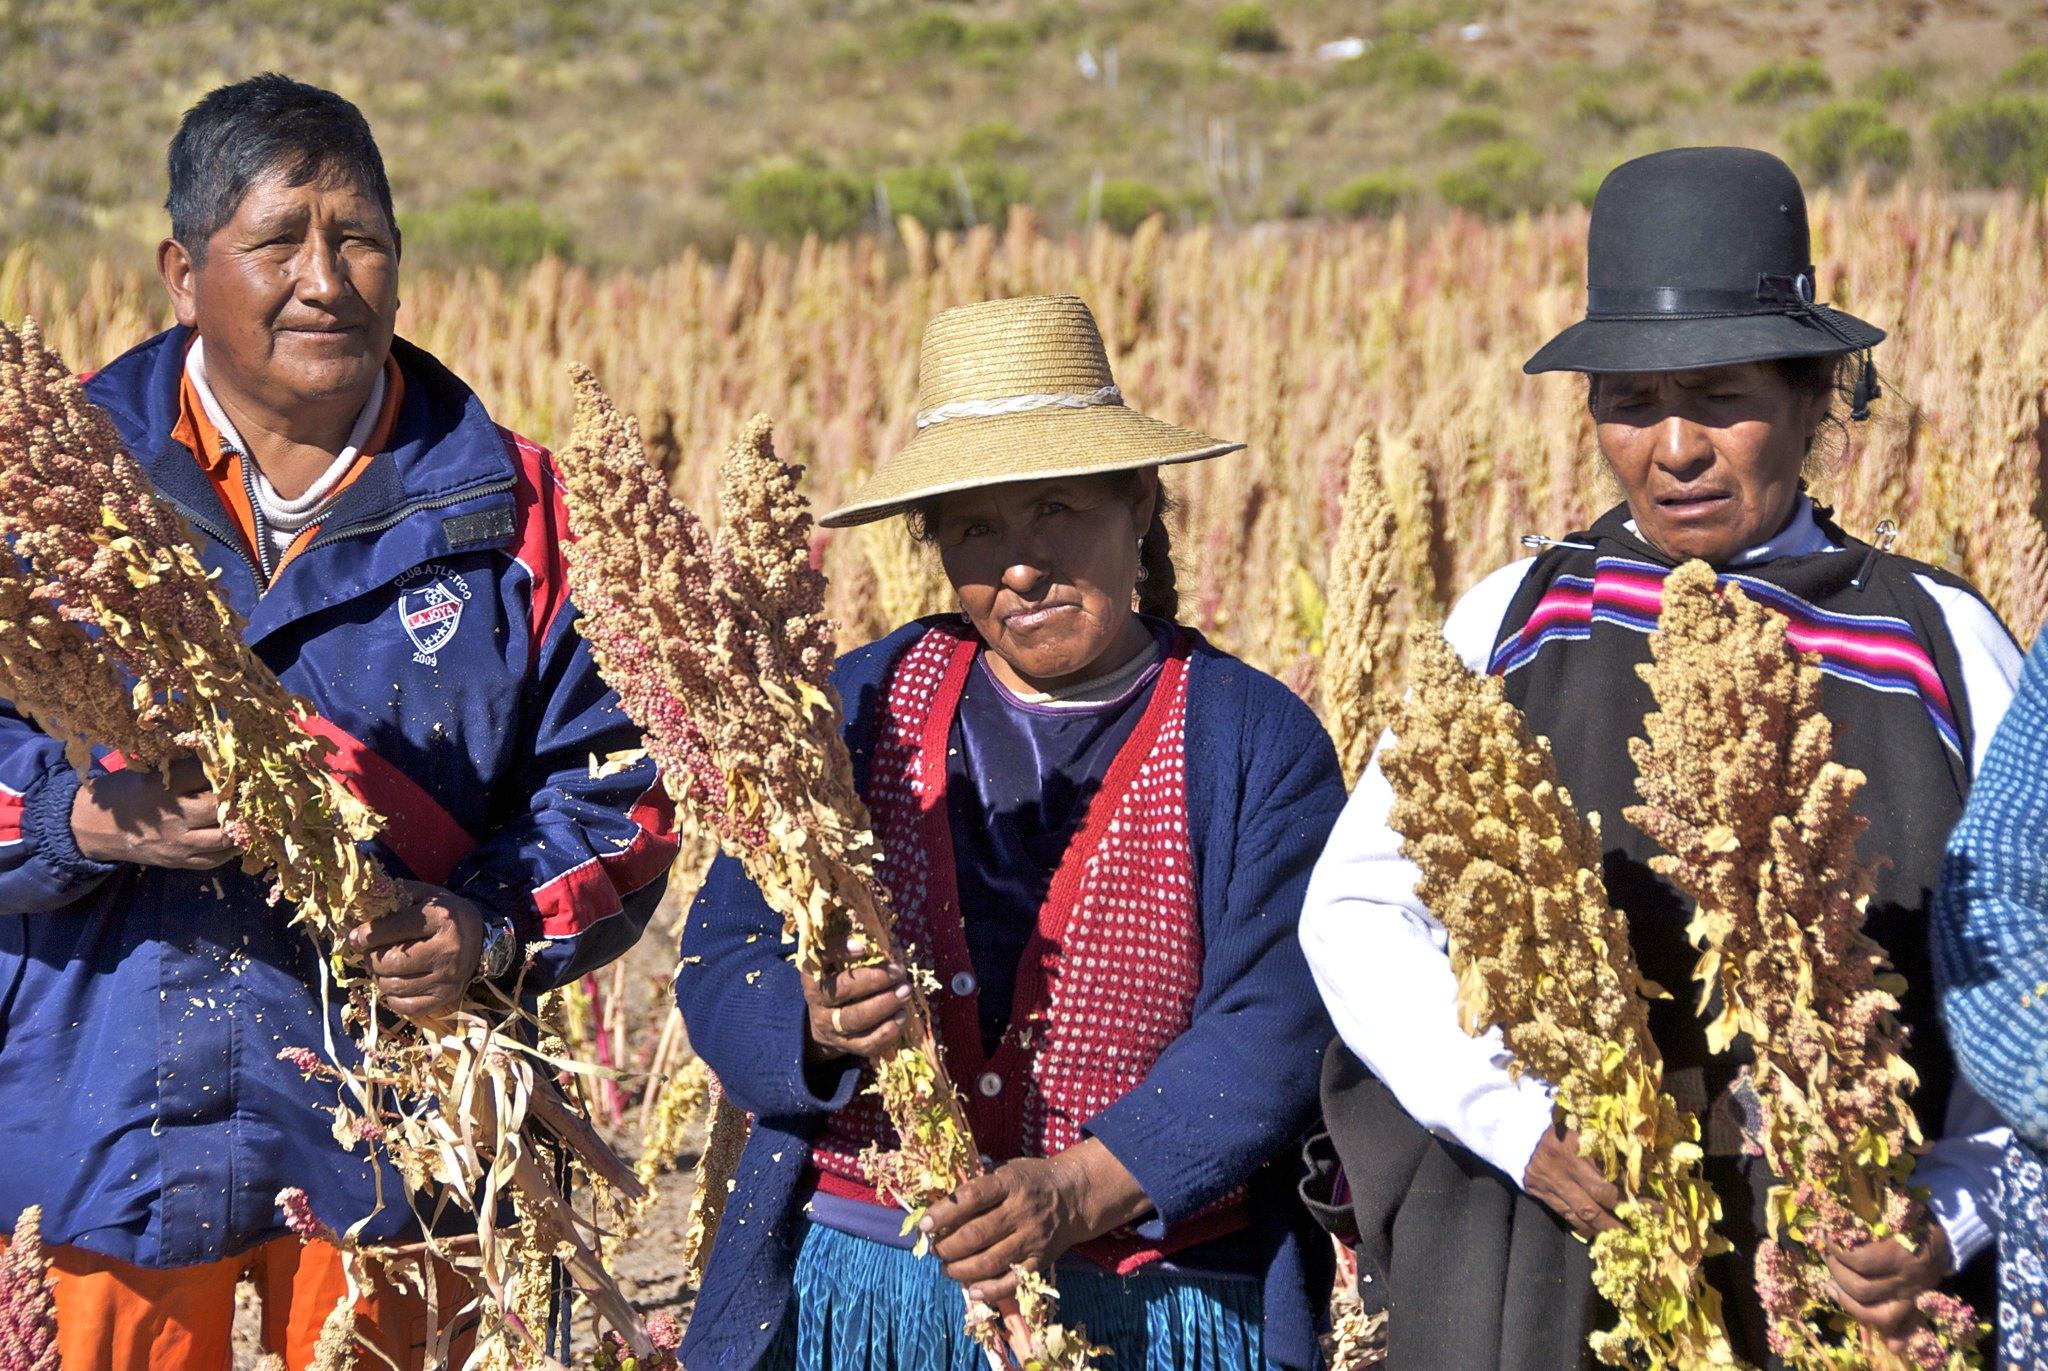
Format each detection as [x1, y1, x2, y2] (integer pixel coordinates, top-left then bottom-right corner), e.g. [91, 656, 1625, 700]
[3, 0, 2047, 273]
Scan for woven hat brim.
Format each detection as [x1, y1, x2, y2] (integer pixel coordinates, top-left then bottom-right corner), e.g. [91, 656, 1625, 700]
[819, 405, 1243, 527]
[1524, 305, 1885, 375]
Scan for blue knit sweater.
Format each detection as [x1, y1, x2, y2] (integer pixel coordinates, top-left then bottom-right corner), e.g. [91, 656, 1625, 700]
[674, 619, 1345, 1371]
[1935, 633, 2048, 1149]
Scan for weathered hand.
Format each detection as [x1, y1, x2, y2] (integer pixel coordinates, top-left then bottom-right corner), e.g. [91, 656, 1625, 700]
[1522, 1123, 1625, 1239]
[1827, 1226, 1952, 1350]
[70, 757, 239, 870]
[922, 1139, 1150, 1304]
[346, 879, 487, 1020]
[799, 935, 911, 1062]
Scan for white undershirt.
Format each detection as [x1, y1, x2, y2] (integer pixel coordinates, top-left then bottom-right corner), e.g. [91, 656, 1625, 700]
[1298, 497, 2025, 1269]
[997, 637, 1164, 707]
[185, 338, 387, 570]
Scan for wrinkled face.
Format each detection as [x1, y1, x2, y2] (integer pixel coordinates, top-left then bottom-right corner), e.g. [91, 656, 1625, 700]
[929, 473, 1155, 693]
[159, 167, 399, 423]
[1592, 363, 1830, 566]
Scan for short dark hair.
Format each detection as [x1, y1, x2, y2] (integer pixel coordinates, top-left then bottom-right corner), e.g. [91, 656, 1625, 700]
[166, 74, 395, 261]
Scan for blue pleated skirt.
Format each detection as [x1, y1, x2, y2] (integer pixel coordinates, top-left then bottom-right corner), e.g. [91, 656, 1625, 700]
[759, 1219, 1273, 1371]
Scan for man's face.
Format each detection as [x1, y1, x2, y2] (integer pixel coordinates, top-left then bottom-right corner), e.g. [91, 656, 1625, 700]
[159, 167, 399, 421]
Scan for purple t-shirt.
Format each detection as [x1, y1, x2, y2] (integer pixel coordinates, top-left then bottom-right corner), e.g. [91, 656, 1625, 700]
[945, 624, 1169, 1054]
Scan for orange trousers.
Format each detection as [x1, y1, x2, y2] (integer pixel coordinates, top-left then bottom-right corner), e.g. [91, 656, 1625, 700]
[38, 1236, 461, 1371]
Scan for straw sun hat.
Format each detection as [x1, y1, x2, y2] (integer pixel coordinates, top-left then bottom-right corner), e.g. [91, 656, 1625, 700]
[818, 294, 1243, 528]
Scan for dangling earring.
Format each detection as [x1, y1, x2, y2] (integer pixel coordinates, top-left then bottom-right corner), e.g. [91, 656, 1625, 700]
[1135, 538, 1149, 583]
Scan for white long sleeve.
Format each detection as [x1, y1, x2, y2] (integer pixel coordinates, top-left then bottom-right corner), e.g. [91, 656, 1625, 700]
[1298, 558, 1557, 1183]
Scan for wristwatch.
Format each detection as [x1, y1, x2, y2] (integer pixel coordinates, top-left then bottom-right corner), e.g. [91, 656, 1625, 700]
[473, 916, 519, 985]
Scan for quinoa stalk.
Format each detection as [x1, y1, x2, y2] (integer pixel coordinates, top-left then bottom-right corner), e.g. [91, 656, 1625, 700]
[557, 365, 1104, 1368]
[1317, 431, 1404, 786]
[1383, 629, 1740, 1369]
[1626, 561, 1983, 1371]
[0, 1207, 59, 1371]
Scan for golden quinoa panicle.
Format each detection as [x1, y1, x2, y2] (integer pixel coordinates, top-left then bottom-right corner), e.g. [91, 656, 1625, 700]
[1383, 627, 1738, 1370]
[1626, 560, 1981, 1371]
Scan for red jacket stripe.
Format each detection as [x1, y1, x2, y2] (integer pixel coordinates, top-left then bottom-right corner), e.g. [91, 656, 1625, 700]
[0, 778, 22, 846]
[297, 714, 478, 885]
[532, 781, 679, 938]
[502, 427, 573, 665]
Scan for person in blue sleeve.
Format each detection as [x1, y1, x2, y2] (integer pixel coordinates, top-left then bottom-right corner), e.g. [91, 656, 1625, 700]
[673, 294, 1345, 1371]
[1936, 633, 2048, 1370]
[0, 74, 678, 1369]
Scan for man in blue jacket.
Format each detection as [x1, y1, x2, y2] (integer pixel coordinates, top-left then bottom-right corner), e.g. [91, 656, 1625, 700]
[0, 74, 677, 1368]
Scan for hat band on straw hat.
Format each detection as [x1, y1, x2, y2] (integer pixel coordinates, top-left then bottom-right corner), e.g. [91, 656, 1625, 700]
[914, 384, 1124, 430]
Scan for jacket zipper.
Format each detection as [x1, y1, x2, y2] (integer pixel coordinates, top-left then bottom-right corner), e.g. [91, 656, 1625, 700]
[171, 499, 266, 589]
[238, 449, 278, 586]
[304, 478, 516, 554]
[164, 477, 516, 596]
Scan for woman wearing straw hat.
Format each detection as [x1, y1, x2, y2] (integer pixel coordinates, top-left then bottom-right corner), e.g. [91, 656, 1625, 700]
[676, 294, 1347, 1371]
[1299, 147, 2023, 1368]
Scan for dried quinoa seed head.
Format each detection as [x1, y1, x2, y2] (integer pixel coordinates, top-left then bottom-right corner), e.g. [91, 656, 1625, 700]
[1626, 561, 1979, 1370]
[1384, 628, 1738, 1369]
[0, 318, 395, 935]
[0, 1206, 59, 1371]
[1319, 431, 1403, 786]
[557, 364, 1099, 1367]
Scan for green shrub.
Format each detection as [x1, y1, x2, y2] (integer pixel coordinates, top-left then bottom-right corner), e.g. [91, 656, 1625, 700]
[1569, 165, 1610, 207]
[402, 191, 573, 272]
[1214, 2, 1283, 53]
[885, 9, 969, 58]
[1933, 95, 2048, 192]
[0, 91, 65, 142]
[1437, 139, 1548, 217]
[1095, 178, 1174, 233]
[1572, 87, 1634, 132]
[1787, 100, 1913, 183]
[955, 121, 1032, 161]
[472, 82, 516, 116]
[1381, 39, 1458, 92]
[1436, 107, 1507, 144]
[1327, 170, 1413, 218]
[727, 162, 868, 241]
[2004, 47, 2048, 89]
[882, 162, 1031, 231]
[963, 19, 1028, 65]
[1733, 57, 1833, 105]
[1462, 73, 1507, 103]
[1858, 64, 1924, 104]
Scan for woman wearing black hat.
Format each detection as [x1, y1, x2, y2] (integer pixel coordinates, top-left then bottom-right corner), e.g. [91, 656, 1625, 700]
[1297, 147, 2024, 1367]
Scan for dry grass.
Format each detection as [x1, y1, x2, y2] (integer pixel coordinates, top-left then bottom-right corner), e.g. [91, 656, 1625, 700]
[11, 184, 2043, 679]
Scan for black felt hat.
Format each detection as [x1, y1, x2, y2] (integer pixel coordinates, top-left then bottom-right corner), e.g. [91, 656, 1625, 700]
[1524, 146, 1885, 376]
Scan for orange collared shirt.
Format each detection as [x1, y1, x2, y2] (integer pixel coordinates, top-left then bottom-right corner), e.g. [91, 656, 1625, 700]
[171, 348, 405, 580]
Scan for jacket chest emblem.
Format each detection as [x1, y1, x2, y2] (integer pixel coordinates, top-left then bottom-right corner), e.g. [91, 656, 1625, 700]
[395, 563, 473, 666]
